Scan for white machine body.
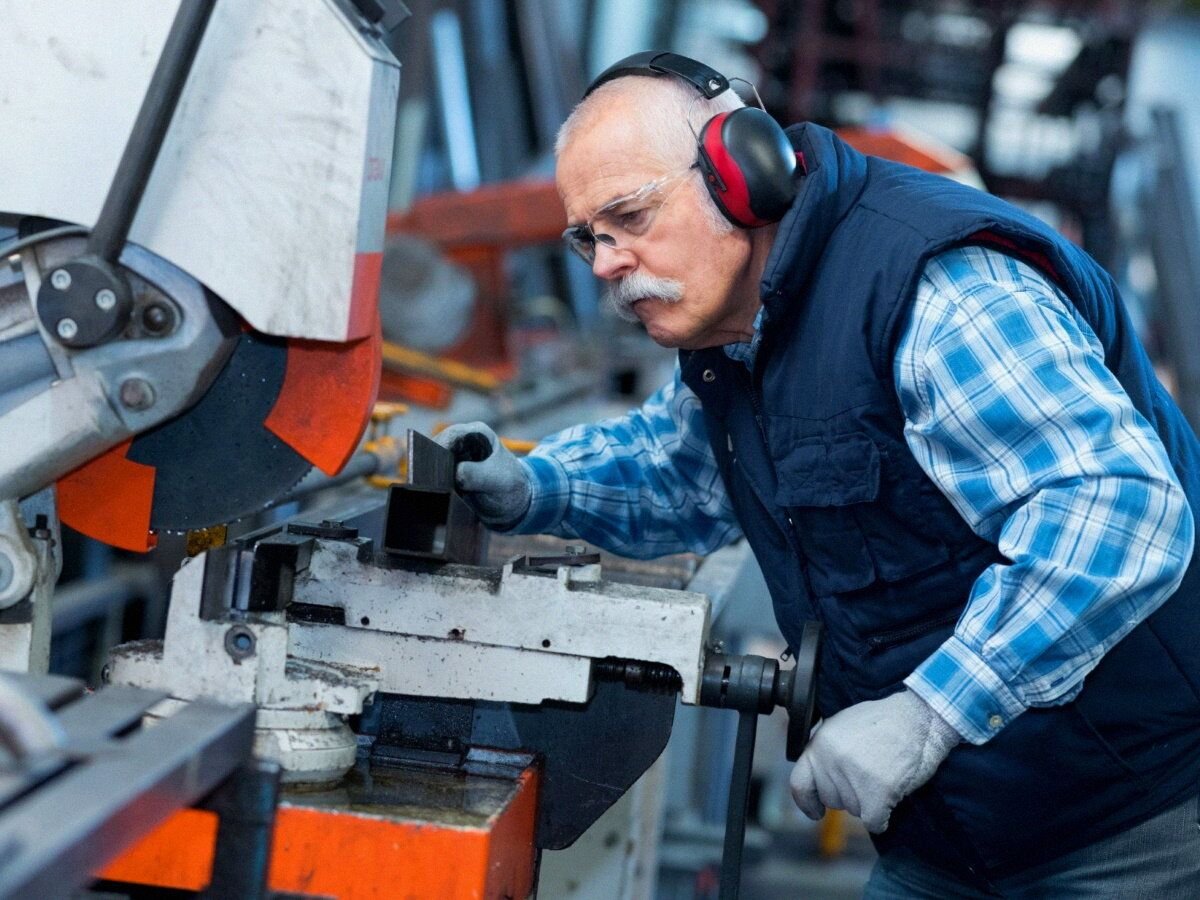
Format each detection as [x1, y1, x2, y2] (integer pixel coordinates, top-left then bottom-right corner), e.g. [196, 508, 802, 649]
[0, 0, 399, 341]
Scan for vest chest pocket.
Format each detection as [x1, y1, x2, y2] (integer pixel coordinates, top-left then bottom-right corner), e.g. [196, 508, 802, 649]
[774, 433, 951, 596]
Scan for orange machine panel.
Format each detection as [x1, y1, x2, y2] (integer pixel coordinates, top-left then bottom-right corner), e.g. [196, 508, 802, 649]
[101, 766, 539, 899]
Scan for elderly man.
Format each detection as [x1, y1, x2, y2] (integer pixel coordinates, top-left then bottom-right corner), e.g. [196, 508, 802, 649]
[436, 52, 1200, 895]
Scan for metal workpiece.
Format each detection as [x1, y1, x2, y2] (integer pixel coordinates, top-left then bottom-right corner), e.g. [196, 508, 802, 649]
[0, 674, 255, 900]
[384, 429, 487, 563]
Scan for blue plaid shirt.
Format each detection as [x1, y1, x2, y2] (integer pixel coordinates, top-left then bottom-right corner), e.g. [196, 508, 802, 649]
[516, 246, 1194, 744]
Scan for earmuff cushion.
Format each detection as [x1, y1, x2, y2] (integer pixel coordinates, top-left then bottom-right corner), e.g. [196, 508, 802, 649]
[701, 108, 798, 227]
[700, 112, 760, 226]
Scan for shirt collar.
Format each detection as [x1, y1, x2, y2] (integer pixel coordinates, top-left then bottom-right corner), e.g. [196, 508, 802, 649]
[722, 306, 765, 370]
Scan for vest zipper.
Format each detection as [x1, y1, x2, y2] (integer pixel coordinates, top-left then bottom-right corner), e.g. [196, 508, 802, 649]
[746, 372, 816, 597]
[865, 610, 960, 653]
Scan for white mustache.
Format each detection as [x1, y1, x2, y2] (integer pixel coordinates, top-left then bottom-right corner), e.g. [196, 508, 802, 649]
[602, 271, 684, 322]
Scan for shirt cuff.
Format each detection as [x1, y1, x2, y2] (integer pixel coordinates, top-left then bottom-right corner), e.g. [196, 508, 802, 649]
[513, 454, 572, 534]
[904, 635, 1027, 745]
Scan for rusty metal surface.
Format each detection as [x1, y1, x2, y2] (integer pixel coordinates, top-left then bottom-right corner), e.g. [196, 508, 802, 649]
[486, 531, 701, 590]
[284, 751, 532, 830]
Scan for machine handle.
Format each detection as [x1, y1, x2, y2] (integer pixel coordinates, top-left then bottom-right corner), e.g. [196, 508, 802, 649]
[699, 621, 823, 898]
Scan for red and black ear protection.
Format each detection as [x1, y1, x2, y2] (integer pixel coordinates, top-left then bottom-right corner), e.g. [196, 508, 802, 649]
[584, 51, 799, 228]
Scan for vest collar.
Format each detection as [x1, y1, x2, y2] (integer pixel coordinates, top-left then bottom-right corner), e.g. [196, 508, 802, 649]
[759, 124, 870, 316]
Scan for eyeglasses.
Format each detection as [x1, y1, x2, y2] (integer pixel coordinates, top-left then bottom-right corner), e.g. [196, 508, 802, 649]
[561, 166, 697, 265]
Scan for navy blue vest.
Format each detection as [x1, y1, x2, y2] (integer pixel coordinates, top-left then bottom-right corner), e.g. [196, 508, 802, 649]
[680, 124, 1200, 881]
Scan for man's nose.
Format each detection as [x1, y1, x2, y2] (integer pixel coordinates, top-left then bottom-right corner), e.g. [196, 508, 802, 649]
[591, 241, 636, 280]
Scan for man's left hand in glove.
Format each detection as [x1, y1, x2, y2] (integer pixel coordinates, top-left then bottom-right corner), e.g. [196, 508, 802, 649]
[789, 688, 963, 833]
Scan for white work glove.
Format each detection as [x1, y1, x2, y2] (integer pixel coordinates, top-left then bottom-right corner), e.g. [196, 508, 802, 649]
[434, 422, 532, 529]
[790, 688, 961, 833]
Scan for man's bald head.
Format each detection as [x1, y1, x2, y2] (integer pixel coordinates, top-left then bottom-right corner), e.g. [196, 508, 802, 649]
[555, 73, 744, 174]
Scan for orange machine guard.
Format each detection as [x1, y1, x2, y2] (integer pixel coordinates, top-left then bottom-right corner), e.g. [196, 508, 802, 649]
[56, 317, 381, 551]
[57, 439, 157, 552]
[264, 313, 383, 476]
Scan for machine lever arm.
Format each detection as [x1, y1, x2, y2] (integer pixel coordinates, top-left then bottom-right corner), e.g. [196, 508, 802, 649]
[89, 0, 217, 263]
[699, 621, 823, 900]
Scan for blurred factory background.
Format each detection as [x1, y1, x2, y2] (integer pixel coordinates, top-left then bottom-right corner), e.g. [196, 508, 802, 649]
[33, 1, 1200, 897]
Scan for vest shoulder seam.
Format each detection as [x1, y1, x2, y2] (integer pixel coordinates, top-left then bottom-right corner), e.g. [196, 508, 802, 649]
[853, 201, 939, 242]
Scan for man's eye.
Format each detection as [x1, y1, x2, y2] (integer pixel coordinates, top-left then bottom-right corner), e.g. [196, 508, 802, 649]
[618, 207, 651, 233]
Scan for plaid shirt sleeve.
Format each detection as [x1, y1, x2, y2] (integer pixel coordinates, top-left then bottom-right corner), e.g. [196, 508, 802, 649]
[897, 246, 1195, 744]
[514, 365, 743, 558]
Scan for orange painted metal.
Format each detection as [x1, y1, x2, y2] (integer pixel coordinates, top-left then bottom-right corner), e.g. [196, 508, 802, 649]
[386, 180, 565, 250]
[57, 438, 157, 551]
[387, 179, 567, 380]
[347, 251, 384, 341]
[379, 369, 455, 409]
[59, 317, 382, 550]
[100, 767, 540, 899]
[837, 126, 976, 177]
[264, 315, 383, 477]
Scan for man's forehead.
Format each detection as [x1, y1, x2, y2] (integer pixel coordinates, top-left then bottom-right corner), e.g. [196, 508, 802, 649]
[557, 144, 665, 224]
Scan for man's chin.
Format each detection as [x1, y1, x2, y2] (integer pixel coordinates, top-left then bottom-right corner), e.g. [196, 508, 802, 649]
[639, 310, 684, 348]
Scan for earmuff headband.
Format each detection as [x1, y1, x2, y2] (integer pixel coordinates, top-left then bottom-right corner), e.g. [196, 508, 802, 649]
[585, 51, 729, 99]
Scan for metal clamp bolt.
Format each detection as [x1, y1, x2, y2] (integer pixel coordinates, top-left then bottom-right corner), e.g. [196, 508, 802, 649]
[55, 318, 78, 341]
[141, 303, 174, 334]
[94, 289, 117, 311]
[49, 268, 71, 290]
[224, 625, 256, 661]
[119, 377, 156, 411]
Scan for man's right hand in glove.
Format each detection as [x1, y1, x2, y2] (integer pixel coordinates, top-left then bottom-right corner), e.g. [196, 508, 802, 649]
[433, 422, 532, 529]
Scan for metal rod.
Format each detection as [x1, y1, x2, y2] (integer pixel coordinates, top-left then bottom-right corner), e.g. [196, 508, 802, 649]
[720, 710, 758, 900]
[88, 0, 217, 262]
[202, 759, 281, 900]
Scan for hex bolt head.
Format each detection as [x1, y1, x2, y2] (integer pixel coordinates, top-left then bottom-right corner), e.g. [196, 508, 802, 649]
[119, 377, 156, 411]
[49, 268, 71, 291]
[55, 317, 78, 341]
[94, 288, 117, 311]
[141, 303, 173, 334]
